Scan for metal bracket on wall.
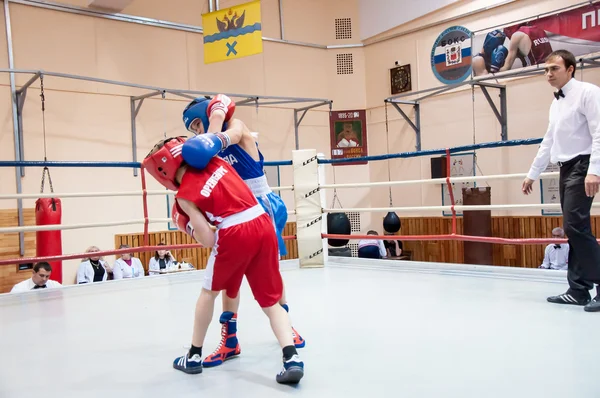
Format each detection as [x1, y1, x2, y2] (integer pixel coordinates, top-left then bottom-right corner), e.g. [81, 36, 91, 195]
[385, 78, 513, 145]
[14, 72, 42, 177]
[293, 100, 332, 150]
[6, 68, 332, 181]
[130, 90, 164, 177]
[477, 82, 507, 141]
[580, 58, 600, 67]
[386, 100, 421, 151]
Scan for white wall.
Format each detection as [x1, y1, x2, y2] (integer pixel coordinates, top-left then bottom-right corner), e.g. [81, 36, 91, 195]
[358, 0, 460, 40]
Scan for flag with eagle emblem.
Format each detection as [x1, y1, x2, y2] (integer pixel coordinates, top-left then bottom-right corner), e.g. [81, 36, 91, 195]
[202, 0, 263, 64]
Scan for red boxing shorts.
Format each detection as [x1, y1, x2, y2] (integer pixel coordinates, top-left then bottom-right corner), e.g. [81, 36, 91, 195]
[203, 204, 283, 308]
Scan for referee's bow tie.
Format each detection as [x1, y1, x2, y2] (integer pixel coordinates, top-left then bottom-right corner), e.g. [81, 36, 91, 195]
[554, 89, 565, 100]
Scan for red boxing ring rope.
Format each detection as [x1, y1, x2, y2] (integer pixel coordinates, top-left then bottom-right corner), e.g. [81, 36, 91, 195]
[322, 233, 584, 245]
[445, 148, 457, 235]
[0, 235, 298, 266]
[140, 165, 150, 247]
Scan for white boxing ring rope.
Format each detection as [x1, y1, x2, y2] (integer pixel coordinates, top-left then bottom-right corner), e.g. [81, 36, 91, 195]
[0, 185, 294, 200]
[286, 149, 591, 267]
[318, 171, 568, 213]
[0, 185, 296, 234]
[322, 203, 600, 214]
[0, 147, 569, 268]
[319, 171, 560, 189]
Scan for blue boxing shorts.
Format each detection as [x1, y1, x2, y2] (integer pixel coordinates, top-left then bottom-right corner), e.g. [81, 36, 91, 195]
[256, 192, 288, 257]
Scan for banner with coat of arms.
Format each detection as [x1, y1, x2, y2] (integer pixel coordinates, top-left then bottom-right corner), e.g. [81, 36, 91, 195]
[430, 26, 473, 84]
[202, 0, 263, 64]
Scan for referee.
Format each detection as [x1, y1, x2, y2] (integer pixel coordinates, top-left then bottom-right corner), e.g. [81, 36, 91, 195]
[523, 49, 600, 312]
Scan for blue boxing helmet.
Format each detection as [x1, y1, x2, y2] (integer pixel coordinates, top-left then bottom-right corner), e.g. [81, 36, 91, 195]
[482, 29, 507, 56]
[182, 97, 211, 133]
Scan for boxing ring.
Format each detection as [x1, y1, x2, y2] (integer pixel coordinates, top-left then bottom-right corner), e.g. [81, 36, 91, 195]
[1, 136, 600, 398]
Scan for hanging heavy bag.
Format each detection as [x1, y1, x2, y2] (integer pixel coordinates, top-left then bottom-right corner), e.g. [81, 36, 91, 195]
[36, 167, 63, 283]
[383, 211, 401, 233]
[327, 212, 351, 247]
[382, 103, 402, 235]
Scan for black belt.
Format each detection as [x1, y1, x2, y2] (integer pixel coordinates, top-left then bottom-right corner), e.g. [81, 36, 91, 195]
[557, 154, 590, 167]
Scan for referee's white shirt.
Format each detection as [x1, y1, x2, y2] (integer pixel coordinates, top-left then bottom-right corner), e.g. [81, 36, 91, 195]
[527, 78, 600, 180]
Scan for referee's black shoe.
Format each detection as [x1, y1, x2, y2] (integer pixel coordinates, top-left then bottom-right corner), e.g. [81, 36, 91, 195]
[547, 292, 590, 306]
[584, 295, 600, 312]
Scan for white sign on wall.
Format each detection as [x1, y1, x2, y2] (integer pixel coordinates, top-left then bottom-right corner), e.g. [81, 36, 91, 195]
[541, 163, 561, 215]
[442, 153, 475, 216]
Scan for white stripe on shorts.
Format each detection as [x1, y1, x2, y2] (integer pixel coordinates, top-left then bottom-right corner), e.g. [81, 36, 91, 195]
[203, 230, 220, 291]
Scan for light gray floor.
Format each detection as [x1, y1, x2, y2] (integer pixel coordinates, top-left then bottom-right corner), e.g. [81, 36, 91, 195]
[1, 257, 598, 398]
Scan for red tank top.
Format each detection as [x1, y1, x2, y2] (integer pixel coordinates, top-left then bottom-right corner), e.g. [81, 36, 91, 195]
[175, 157, 259, 226]
[517, 26, 552, 66]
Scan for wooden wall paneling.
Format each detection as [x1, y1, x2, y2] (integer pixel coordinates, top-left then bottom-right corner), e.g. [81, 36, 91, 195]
[0, 209, 37, 293]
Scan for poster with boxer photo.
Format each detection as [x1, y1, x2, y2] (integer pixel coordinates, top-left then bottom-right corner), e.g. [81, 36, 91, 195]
[472, 2, 600, 77]
[329, 109, 368, 166]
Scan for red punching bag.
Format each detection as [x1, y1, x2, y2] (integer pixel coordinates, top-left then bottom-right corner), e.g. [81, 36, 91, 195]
[36, 168, 63, 283]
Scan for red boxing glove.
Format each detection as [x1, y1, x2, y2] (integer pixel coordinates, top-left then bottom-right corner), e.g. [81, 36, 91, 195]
[172, 201, 195, 238]
[208, 94, 235, 122]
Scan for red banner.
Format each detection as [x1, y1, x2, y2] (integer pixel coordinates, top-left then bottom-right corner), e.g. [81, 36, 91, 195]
[329, 109, 368, 166]
[472, 3, 600, 77]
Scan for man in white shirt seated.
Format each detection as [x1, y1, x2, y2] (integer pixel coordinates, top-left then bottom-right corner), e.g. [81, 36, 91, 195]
[358, 230, 387, 259]
[539, 227, 569, 270]
[11, 262, 62, 293]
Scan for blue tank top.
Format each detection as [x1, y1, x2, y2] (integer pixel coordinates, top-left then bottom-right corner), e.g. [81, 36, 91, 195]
[218, 144, 265, 180]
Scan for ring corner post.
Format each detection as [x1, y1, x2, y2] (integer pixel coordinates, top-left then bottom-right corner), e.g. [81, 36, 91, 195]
[317, 152, 328, 266]
[292, 149, 324, 268]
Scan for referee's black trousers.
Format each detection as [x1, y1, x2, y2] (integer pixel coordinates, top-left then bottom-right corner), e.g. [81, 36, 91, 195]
[559, 154, 600, 298]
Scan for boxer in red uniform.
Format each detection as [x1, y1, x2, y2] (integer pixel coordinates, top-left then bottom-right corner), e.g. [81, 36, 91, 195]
[142, 136, 304, 384]
[500, 24, 553, 72]
[183, 94, 305, 368]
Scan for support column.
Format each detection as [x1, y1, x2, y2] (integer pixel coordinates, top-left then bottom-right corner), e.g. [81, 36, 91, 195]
[462, 187, 493, 265]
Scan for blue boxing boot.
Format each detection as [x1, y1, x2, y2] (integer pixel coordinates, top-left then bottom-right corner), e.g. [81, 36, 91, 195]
[276, 346, 304, 384]
[173, 352, 203, 374]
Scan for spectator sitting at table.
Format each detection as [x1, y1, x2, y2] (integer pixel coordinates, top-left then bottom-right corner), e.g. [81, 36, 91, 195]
[358, 230, 387, 259]
[384, 231, 404, 258]
[112, 244, 145, 279]
[148, 243, 176, 275]
[76, 246, 110, 284]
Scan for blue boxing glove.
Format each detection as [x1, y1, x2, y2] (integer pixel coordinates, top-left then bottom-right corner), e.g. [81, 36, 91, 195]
[482, 29, 506, 56]
[489, 45, 508, 73]
[182, 133, 230, 170]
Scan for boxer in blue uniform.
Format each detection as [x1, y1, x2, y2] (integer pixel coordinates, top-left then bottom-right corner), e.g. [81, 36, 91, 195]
[472, 29, 509, 76]
[181, 95, 305, 367]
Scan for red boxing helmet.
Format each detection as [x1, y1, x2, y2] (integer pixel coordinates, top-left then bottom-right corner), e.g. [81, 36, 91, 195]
[142, 136, 187, 191]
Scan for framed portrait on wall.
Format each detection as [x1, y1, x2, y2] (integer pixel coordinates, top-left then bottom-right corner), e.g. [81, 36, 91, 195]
[329, 109, 368, 166]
